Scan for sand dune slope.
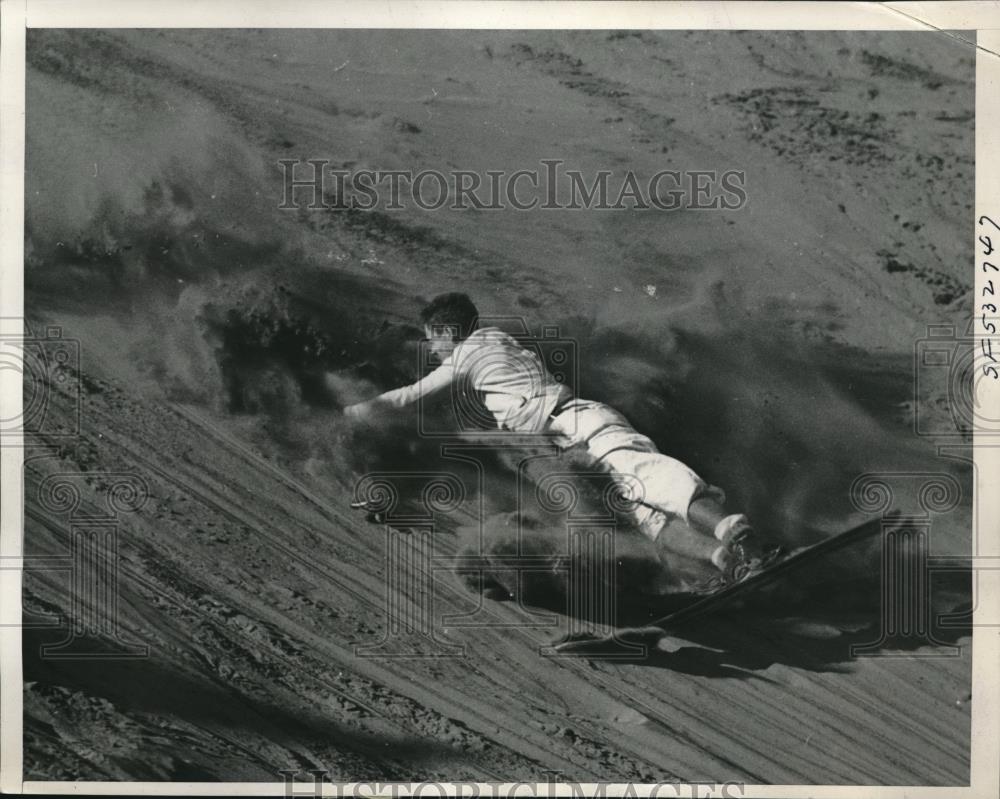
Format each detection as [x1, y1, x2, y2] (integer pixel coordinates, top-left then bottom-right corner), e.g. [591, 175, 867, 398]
[22, 30, 974, 784]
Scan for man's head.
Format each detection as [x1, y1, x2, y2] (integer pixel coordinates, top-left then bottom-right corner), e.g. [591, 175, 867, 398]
[420, 293, 479, 360]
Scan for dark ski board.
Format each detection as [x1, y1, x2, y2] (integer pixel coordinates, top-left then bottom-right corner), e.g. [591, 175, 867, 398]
[551, 515, 887, 655]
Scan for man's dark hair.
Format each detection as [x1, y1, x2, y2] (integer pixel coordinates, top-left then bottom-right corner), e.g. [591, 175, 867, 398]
[419, 293, 479, 339]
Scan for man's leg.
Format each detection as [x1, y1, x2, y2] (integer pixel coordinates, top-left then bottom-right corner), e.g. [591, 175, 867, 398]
[611, 448, 773, 576]
[571, 413, 776, 578]
[687, 495, 756, 571]
[687, 495, 729, 536]
[651, 515, 720, 564]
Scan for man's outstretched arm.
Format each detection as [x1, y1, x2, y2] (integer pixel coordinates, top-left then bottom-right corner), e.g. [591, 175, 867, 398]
[343, 361, 455, 419]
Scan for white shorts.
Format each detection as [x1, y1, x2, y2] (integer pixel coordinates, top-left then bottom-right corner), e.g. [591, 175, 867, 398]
[547, 399, 725, 539]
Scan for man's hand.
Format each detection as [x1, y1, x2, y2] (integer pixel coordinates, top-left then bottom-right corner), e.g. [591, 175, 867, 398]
[343, 401, 374, 421]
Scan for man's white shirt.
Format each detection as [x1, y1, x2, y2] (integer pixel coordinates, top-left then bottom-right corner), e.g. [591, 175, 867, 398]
[372, 327, 572, 432]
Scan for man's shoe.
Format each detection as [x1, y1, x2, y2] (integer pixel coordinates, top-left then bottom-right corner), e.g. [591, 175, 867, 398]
[723, 533, 784, 584]
[350, 499, 387, 525]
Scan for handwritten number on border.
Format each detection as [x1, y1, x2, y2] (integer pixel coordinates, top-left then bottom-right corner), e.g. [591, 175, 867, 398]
[979, 216, 1000, 379]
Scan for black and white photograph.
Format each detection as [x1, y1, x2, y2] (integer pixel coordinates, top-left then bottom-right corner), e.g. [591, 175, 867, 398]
[2, 1, 998, 795]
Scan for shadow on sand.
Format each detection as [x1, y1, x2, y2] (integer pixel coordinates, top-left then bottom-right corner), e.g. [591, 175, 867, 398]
[488, 542, 973, 676]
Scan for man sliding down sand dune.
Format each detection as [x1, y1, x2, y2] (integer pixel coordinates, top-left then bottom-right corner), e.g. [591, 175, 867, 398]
[344, 292, 781, 588]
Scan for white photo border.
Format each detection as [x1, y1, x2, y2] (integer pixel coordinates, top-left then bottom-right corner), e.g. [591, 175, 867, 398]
[2, 2, 998, 797]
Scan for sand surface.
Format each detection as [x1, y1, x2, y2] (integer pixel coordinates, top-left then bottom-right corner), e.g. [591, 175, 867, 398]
[22, 29, 974, 784]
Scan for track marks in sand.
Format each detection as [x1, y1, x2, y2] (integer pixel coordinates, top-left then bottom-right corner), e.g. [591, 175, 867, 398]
[24, 383, 681, 780]
[23, 354, 973, 783]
